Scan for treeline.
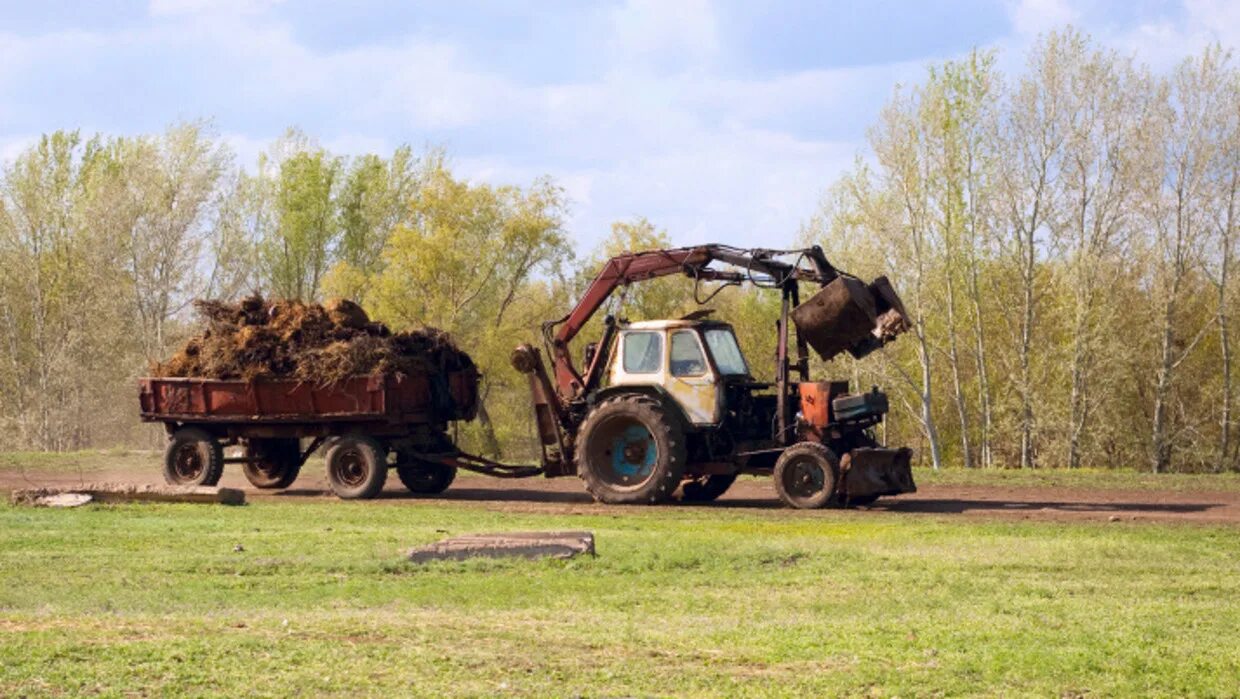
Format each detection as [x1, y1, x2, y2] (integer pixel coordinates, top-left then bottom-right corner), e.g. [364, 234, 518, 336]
[0, 127, 581, 453]
[806, 30, 1239, 473]
[2, 29, 1236, 473]
[0, 124, 748, 456]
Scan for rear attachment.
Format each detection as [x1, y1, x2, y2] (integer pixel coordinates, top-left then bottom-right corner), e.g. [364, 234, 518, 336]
[840, 447, 916, 500]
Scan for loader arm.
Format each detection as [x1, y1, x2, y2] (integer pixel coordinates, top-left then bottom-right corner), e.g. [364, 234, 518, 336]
[547, 245, 840, 401]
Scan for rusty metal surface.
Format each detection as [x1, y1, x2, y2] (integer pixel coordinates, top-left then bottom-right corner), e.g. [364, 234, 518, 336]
[791, 276, 878, 361]
[139, 371, 479, 425]
[797, 381, 848, 428]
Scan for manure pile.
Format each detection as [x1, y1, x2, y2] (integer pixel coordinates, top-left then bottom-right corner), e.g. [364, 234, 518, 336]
[153, 296, 473, 383]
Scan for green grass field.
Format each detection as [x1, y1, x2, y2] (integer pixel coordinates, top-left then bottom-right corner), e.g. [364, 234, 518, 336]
[2, 493, 1239, 697]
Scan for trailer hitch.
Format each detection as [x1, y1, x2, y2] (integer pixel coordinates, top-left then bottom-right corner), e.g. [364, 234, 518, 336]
[428, 451, 544, 479]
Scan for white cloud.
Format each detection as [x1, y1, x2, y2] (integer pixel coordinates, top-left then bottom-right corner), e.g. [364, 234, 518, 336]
[607, 0, 720, 72]
[1103, 0, 1240, 71]
[0, 135, 37, 164]
[4, 1, 1229, 255]
[1007, 0, 1080, 37]
[148, 0, 282, 17]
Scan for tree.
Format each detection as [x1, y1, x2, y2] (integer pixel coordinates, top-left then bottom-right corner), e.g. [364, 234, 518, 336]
[357, 159, 571, 456]
[0, 132, 135, 449]
[868, 91, 946, 470]
[1145, 49, 1231, 472]
[328, 146, 424, 301]
[1203, 55, 1240, 471]
[87, 122, 233, 361]
[252, 129, 342, 300]
[1043, 37, 1150, 469]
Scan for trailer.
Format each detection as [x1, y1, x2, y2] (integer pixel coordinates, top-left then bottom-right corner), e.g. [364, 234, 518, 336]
[138, 370, 534, 499]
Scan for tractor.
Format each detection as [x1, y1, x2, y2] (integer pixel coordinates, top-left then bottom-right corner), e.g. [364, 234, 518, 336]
[510, 244, 916, 509]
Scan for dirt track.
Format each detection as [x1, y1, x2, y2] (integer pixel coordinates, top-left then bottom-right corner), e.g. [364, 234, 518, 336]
[5, 462, 1239, 525]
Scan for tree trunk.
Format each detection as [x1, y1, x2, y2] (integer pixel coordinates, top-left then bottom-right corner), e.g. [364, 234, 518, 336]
[1216, 167, 1236, 472]
[1067, 330, 1088, 469]
[474, 389, 503, 459]
[944, 272, 973, 468]
[1151, 300, 1176, 473]
[1019, 226, 1036, 469]
[917, 329, 944, 470]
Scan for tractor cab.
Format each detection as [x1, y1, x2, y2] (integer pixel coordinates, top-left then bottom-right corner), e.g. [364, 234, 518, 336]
[607, 320, 749, 426]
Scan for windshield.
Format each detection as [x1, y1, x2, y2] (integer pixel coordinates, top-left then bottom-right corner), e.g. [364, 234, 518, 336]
[703, 327, 749, 376]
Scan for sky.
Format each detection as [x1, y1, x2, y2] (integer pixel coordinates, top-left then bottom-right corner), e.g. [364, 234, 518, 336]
[1, 0, 1238, 250]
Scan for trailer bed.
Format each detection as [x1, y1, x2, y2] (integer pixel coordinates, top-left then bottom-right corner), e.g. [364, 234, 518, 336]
[138, 372, 478, 425]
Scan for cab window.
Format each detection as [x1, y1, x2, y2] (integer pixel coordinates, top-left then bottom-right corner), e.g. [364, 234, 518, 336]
[704, 328, 748, 375]
[670, 331, 707, 376]
[622, 332, 662, 374]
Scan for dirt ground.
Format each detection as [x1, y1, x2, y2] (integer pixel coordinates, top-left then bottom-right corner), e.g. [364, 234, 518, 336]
[4, 461, 1239, 525]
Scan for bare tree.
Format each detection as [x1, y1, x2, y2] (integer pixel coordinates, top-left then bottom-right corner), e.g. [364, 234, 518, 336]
[1047, 37, 1149, 468]
[1145, 49, 1229, 472]
[89, 123, 232, 361]
[870, 90, 945, 469]
[993, 33, 1071, 468]
[1203, 56, 1240, 471]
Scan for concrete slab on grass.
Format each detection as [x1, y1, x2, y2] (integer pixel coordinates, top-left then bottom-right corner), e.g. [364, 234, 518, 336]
[408, 531, 595, 563]
[11, 483, 246, 506]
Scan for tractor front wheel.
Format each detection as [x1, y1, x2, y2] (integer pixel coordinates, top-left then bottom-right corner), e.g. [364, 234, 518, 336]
[576, 395, 686, 505]
[773, 443, 838, 509]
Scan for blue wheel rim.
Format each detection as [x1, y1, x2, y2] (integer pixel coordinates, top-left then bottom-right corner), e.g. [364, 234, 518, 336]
[610, 423, 657, 481]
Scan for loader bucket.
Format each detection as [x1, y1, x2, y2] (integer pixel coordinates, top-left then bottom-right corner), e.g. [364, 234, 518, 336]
[841, 447, 915, 499]
[791, 276, 910, 361]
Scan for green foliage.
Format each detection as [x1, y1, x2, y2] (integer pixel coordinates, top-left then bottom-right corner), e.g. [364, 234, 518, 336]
[0, 131, 138, 449]
[807, 33, 1240, 472]
[340, 157, 572, 456]
[260, 138, 343, 300]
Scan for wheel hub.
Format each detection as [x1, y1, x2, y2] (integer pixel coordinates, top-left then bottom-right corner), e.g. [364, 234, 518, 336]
[333, 449, 367, 487]
[587, 416, 659, 487]
[174, 445, 204, 480]
[787, 460, 825, 497]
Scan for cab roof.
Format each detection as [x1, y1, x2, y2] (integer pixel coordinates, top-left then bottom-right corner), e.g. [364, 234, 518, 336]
[621, 319, 734, 331]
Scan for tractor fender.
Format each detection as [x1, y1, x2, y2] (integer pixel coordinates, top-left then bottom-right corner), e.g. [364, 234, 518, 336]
[588, 385, 697, 434]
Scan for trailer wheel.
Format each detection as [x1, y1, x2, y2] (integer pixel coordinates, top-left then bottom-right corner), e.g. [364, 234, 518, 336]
[163, 427, 224, 486]
[325, 436, 387, 499]
[773, 443, 838, 509]
[679, 473, 737, 503]
[396, 461, 457, 495]
[242, 438, 302, 489]
[576, 395, 686, 504]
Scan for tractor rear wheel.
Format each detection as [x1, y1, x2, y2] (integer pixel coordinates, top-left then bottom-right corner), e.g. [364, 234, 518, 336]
[325, 435, 387, 499]
[680, 473, 737, 503]
[163, 427, 224, 487]
[576, 395, 686, 504]
[773, 442, 838, 509]
[242, 438, 302, 489]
